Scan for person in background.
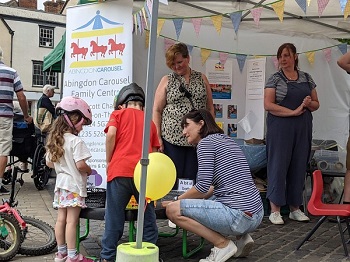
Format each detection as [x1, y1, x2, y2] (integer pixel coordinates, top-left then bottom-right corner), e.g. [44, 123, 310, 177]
[264, 43, 320, 225]
[99, 83, 159, 262]
[337, 51, 350, 206]
[46, 96, 94, 262]
[36, 84, 57, 133]
[0, 46, 32, 194]
[162, 109, 263, 262]
[153, 42, 214, 189]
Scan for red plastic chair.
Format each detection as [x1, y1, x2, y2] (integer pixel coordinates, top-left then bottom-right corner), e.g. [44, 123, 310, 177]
[296, 170, 350, 256]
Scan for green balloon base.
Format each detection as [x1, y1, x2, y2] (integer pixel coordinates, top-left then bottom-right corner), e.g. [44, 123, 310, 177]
[116, 242, 159, 262]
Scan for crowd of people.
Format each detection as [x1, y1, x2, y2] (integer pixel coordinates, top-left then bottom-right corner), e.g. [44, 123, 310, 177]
[1, 41, 350, 262]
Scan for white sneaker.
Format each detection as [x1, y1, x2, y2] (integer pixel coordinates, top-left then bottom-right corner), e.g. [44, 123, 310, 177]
[199, 240, 237, 262]
[289, 209, 310, 222]
[234, 234, 254, 258]
[168, 220, 177, 229]
[269, 211, 284, 225]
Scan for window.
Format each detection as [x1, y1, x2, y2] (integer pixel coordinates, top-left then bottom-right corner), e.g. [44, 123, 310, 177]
[32, 61, 58, 87]
[39, 26, 54, 48]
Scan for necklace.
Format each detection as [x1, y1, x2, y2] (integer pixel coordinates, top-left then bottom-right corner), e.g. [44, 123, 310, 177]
[283, 70, 297, 81]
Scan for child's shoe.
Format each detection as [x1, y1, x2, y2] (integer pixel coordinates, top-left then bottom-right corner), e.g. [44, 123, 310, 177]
[66, 253, 95, 262]
[55, 252, 67, 262]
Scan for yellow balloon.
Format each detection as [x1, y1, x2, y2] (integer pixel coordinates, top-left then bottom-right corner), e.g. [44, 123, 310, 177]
[134, 152, 176, 201]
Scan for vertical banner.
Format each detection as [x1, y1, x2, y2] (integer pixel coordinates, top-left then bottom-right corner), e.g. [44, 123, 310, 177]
[64, 0, 133, 188]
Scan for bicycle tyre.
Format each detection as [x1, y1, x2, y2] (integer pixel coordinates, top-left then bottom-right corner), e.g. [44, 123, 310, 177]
[0, 213, 21, 261]
[18, 216, 57, 256]
[32, 144, 51, 190]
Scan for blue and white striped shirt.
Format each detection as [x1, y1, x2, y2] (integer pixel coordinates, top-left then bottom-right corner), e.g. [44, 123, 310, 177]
[0, 61, 24, 118]
[194, 133, 263, 214]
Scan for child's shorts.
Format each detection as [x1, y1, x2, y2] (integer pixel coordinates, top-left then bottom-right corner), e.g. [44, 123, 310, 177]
[53, 188, 87, 209]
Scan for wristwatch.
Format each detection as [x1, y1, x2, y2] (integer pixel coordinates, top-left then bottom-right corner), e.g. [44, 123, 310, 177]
[173, 196, 179, 201]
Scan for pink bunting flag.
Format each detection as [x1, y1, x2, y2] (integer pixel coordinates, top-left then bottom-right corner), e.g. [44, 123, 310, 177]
[323, 48, 331, 63]
[191, 18, 202, 37]
[251, 7, 263, 26]
[272, 56, 279, 70]
[164, 38, 176, 53]
[219, 52, 229, 66]
[147, 0, 153, 16]
[317, 0, 330, 17]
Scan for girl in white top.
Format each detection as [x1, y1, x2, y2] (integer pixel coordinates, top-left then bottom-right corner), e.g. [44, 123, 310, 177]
[45, 96, 94, 262]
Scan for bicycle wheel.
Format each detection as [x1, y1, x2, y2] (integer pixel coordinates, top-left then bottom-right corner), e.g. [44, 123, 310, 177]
[18, 216, 57, 256]
[32, 144, 51, 190]
[0, 213, 21, 261]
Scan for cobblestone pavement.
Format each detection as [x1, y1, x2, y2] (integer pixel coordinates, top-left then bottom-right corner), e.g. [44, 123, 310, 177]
[9, 173, 350, 261]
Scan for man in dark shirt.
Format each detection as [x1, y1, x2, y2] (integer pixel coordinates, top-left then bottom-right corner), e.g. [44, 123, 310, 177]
[36, 84, 56, 133]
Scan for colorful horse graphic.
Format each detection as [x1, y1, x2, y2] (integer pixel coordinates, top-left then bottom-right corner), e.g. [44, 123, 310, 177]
[70, 42, 88, 59]
[90, 40, 107, 57]
[108, 39, 125, 55]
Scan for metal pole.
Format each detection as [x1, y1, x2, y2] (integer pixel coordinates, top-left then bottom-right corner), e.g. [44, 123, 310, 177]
[135, 0, 159, 249]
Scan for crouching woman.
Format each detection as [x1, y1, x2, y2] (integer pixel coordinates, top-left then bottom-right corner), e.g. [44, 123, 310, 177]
[162, 109, 263, 262]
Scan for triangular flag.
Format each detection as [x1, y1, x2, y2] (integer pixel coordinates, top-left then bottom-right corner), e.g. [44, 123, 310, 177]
[338, 43, 348, 54]
[317, 0, 330, 17]
[133, 14, 137, 34]
[251, 7, 263, 26]
[272, 56, 279, 70]
[230, 12, 242, 34]
[344, 0, 350, 19]
[141, 8, 148, 29]
[157, 19, 165, 37]
[164, 38, 175, 53]
[145, 30, 150, 49]
[136, 12, 142, 34]
[339, 0, 347, 13]
[219, 52, 229, 66]
[305, 51, 315, 65]
[201, 48, 211, 65]
[211, 15, 223, 35]
[144, 2, 151, 22]
[146, 0, 153, 16]
[271, 0, 285, 22]
[187, 45, 194, 54]
[295, 0, 307, 13]
[173, 19, 183, 40]
[191, 18, 202, 37]
[323, 48, 331, 62]
[236, 54, 247, 73]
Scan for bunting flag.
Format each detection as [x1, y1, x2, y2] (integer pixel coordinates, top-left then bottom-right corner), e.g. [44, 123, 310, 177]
[339, 0, 347, 13]
[317, 0, 330, 17]
[219, 52, 229, 65]
[192, 18, 202, 37]
[187, 44, 194, 54]
[272, 56, 279, 70]
[133, 14, 138, 34]
[344, 0, 350, 19]
[295, 0, 307, 13]
[144, 2, 151, 21]
[157, 19, 166, 37]
[211, 15, 223, 35]
[164, 38, 176, 53]
[338, 43, 348, 54]
[173, 19, 184, 40]
[271, 0, 285, 22]
[230, 12, 242, 34]
[141, 8, 148, 29]
[251, 7, 263, 26]
[145, 30, 150, 49]
[236, 54, 247, 73]
[323, 48, 331, 62]
[305, 51, 315, 65]
[201, 48, 211, 65]
[136, 12, 142, 34]
[146, 0, 153, 16]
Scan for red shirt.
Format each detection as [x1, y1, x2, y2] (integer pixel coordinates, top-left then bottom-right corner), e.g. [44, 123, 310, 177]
[104, 108, 160, 181]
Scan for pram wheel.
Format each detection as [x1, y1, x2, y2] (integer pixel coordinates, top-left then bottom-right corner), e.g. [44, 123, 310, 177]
[32, 143, 51, 190]
[2, 170, 12, 185]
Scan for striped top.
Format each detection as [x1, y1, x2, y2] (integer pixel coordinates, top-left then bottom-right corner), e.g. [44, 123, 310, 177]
[0, 61, 24, 118]
[194, 133, 263, 214]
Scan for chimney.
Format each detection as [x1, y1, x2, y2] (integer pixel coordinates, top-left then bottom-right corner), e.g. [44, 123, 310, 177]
[18, 0, 37, 10]
[44, 0, 65, 14]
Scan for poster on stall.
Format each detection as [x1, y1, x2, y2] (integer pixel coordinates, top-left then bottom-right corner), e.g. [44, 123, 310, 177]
[206, 59, 233, 99]
[63, 0, 133, 188]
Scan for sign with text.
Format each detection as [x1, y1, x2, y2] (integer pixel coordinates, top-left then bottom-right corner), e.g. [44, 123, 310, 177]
[64, 0, 133, 188]
[177, 179, 194, 192]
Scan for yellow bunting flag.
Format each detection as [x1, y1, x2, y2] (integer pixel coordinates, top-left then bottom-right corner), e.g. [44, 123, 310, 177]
[210, 15, 223, 35]
[133, 14, 138, 35]
[305, 51, 315, 65]
[201, 48, 211, 65]
[145, 30, 150, 49]
[344, 0, 350, 20]
[157, 19, 165, 37]
[271, 0, 285, 22]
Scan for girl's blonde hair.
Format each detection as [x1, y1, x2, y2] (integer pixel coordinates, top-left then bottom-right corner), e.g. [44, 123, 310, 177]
[45, 112, 83, 162]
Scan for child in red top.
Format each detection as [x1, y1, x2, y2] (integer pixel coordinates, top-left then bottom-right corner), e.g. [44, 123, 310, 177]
[99, 83, 160, 262]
